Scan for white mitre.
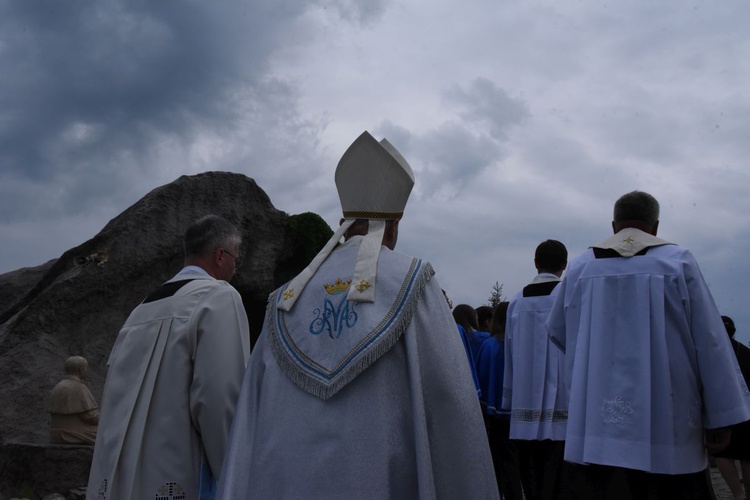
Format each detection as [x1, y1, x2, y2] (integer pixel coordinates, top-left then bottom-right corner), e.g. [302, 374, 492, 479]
[277, 131, 415, 311]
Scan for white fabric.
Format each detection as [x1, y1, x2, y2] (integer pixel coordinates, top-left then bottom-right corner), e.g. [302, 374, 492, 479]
[592, 226, 672, 257]
[86, 267, 251, 500]
[277, 220, 354, 311]
[219, 239, 499, 500]
[531, 272, 562, 284]
[335, 132, 415, 218]
[280, 131, 416, 313]
[502, 276, 568, 441]
[547, 231, 750, 474]
[347, 219, 385, 303]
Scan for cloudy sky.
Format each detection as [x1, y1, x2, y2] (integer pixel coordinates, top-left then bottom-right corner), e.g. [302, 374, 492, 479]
[2, 1, 749, 341]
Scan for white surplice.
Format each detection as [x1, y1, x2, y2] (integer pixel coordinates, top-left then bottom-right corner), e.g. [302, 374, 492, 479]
[503, 273, 568, 441]
[87, 267, 251, 500]
[547, 228, 750, 474]
[218, 237, 499, 500]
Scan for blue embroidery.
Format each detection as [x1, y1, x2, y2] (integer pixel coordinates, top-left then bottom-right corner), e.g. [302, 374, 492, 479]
[309, 294, 358, 338]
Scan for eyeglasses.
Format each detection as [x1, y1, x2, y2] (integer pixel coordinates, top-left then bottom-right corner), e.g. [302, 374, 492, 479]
[221, 249, 242, 269]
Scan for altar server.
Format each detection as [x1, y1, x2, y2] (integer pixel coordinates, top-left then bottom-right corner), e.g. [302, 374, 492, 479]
[547, 191, 750, 499]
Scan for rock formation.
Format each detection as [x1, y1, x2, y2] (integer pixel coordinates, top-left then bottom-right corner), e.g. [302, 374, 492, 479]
[0, 172, 332, 446]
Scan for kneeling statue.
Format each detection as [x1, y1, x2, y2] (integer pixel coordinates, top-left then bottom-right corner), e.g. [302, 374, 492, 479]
[49, 356, 99, 445]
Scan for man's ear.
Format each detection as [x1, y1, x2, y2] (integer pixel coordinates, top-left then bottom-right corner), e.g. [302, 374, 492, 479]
[213, 246, 224, 266]
[383, 219, 400, 250]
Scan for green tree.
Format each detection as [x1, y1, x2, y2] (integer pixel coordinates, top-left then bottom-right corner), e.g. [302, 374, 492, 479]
[486, 281, 504, 308]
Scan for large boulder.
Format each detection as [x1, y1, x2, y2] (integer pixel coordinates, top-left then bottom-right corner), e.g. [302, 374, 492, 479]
[0, 172, 332, 445]
[0, 260, 56, 321]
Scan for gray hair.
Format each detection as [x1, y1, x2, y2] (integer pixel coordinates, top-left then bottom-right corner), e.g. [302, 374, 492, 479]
[613, 191, 659, 225]
[183, 215, 241, 260]
[65, 356, 88, 376]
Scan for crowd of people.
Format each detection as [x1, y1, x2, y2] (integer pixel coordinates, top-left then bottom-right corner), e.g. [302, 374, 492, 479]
[453, 192, 750, 500]
[76, 131, 750, 500]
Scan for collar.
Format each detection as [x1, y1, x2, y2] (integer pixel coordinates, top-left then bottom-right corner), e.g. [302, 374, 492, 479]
[591, 227, 673, 257]
[531, 272, 561, 284]
[177, 265, 211, 277]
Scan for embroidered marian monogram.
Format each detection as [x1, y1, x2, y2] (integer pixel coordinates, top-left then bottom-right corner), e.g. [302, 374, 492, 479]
[601, 396, 633, 424]
[309, 279, 358, 339]
[155, 481, 186, 500]
[269, 257, 430, 399]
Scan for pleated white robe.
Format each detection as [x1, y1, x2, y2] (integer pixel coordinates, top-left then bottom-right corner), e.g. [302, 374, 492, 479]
[547, 231, 750, 474]
[219, 238, 499, 500]
[503, 275, 568, 440]
[87, 268, 251, 500]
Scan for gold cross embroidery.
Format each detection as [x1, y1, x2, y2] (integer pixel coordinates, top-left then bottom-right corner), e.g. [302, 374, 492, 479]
[623, 236, 635, 245]
[283, 289, 295, 300]
[355, 280, 371, 293]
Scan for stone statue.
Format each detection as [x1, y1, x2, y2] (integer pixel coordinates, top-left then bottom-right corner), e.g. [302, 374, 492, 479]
[48, 356, 99, 445]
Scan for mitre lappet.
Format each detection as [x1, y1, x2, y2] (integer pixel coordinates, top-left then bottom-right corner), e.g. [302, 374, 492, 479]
[277, 130, 415, 311]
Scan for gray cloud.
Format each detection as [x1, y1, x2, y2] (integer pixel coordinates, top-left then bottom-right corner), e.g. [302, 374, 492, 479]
[372, 79, 529, 200]
[324, 0, 389, 25]
[443, 78, 529, 141]
[3, 0, 750, 345]
[0, 1, 325, 224]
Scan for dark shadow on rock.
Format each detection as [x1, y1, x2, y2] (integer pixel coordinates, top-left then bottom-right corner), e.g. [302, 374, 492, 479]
[0, 442, 93, 499]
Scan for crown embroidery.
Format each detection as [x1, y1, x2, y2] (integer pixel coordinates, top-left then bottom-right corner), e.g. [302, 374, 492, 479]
[355, 280, 371, 293]
[324, 278, 352, 295]
[283, 289, 295, 300]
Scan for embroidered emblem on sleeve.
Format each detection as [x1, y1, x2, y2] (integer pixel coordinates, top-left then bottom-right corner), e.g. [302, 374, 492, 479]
[310, 278, 358, 339]
[355, 280, 371, 293]
[601, 396, 633, 424]
[97, 479, 108, 500]
[155, 482, 186, 500]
